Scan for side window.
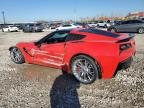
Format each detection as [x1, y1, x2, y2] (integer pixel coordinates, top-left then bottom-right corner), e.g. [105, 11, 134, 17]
[134, 20, 142, 23]
[122, 21, 129, 24]
[99, 21, 102, 23]
[5, 26, 9, 28]
[63, 25, 72, 27]
[45, 32, 68, 44]
[66, 33, 86, 41]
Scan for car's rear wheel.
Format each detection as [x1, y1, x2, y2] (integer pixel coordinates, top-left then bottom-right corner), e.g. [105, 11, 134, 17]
[71, 55, 99, 84]
[137, 28, 144, 34]
[10, 47, 25, 64]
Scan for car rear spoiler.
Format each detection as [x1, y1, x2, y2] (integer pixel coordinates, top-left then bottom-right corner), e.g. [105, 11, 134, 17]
[116, 33, 135, 43]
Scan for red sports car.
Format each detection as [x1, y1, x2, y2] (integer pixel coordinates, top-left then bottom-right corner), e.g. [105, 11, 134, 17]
[9, 29, 135, 84]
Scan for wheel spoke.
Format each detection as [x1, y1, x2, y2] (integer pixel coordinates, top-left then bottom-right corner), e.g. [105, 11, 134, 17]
[72, 58, 97, 83]
[84, 60, 89, 67]
[86, 73, 92, 81]
[77, 60, 84, 67]
[11, 48, 22, 62]
[83, 73, 87, 81]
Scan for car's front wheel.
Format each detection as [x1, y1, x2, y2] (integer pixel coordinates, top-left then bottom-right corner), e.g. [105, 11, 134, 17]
[10, 47, 25, 64]
[71, 55, 99, 84]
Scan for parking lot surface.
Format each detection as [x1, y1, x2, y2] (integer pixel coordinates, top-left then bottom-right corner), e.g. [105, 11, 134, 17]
[0, 31, 144, 108]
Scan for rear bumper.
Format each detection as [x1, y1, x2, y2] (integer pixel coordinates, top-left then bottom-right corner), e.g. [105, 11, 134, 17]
[113, 56, 133, 77]
[101, 46, 135, 79]
[119, 46, 136, 62]
[118, 56, 133, 69]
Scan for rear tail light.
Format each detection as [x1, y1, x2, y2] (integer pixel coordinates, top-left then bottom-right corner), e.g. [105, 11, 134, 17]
[120, 43, 131, 52]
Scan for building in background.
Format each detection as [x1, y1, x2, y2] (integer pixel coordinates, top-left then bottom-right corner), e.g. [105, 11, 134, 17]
[126, 12, 144, 19]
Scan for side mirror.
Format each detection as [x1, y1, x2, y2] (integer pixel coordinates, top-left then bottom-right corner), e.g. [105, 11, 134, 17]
[37, 44, 41, 48]
[34, 42, 41, 48]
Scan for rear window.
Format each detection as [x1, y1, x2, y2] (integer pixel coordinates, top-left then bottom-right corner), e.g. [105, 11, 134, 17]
[79, 29, 120, 38]
[10, 26, 14, 27]
[36, 24, 42, 26]
[66, 33, 86, 41]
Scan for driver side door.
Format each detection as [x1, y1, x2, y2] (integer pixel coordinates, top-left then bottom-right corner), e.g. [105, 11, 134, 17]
[33, 31, 69, 68]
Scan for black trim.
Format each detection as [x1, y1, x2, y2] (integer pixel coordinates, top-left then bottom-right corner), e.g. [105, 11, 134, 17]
[79, 29, 120, 38]
[35, 30, 71, 45]
[116, 36, 134, 43]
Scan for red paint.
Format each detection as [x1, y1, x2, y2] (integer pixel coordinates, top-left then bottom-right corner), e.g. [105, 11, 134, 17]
[14, 29, 135, 79]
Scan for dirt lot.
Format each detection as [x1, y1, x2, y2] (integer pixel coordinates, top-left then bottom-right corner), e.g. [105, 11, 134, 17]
[0, 31, 144, 108]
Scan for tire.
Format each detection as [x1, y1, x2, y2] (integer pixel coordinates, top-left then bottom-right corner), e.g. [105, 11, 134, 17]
[32, 29, 36, 32]
[23, 29, 27, 33]
[110, 28, 117, 32]
[137, 28, 144, 34]
[10, 47, 25, 64]
[71, 55, 99, 84]
[104, 24, 107, 28]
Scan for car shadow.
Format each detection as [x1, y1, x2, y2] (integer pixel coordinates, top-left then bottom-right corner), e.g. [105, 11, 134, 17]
[50, 74, 81, 108]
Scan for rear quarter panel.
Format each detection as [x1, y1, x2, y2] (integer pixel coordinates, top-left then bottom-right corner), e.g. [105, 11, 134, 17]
[64, 40, 120, 78]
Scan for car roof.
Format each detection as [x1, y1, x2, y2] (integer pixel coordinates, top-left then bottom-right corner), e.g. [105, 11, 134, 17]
[77, 28, 120, 38]
[56, 28, 120, 38]
[55, 29, 72, 33]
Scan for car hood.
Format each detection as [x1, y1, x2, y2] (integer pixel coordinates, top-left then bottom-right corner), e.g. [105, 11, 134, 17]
[16, 42, 35, 48]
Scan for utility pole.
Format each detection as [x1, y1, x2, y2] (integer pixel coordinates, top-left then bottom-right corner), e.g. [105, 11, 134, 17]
[2, 11, 6, 25]
[73, 9, 77, 22]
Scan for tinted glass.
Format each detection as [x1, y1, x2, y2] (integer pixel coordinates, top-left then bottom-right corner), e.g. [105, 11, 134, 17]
[133, 20, 143, 23]
[63, 25, 72, 27]
[73, 23, 79, 26]
[66, 33, 86, 41]
[45, 32, 68, 44]
[30, 24, 34, 26]
[10, 26, 14, 27]
[79, 29, 120, 38]
[36, 24, 42, 26]
[99, 21, 104, 23]
[121, 21, 130, 24]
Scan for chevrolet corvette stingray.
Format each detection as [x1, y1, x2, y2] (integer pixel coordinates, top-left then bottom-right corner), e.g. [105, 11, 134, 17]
[9, 29, 135, 84]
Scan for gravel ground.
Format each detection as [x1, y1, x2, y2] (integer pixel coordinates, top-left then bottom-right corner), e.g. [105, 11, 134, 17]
[0, 31, 144, 108]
